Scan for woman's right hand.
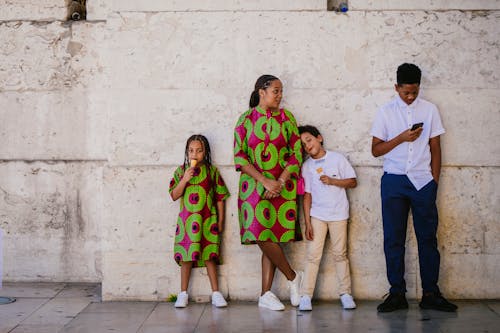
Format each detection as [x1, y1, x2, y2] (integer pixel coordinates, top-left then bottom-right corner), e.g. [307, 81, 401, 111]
[262, 178, 282, 199]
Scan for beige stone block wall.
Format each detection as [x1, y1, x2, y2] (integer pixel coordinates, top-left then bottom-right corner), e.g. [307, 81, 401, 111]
[1, 2, 499, 300]
[350, 0, 500, 10]
[0, 162, 102, 282]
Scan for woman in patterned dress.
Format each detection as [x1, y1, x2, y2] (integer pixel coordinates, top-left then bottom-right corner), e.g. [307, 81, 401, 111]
[234, 75, 303, 310]
[169, 134, 230, 308]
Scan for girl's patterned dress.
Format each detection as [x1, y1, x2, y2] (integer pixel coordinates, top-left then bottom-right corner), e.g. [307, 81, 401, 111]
[234, 106, 303, 244]
[169, 164, 229, 267]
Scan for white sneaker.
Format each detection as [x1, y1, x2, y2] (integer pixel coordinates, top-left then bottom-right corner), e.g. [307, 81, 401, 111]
[299, 295, 312, 311]
[258, 291, 285, 311]
[288, 271, 302, 306]
[340, 293, 356, 310]
[212, 291, 228, 308]
[175, 291, 188, 308]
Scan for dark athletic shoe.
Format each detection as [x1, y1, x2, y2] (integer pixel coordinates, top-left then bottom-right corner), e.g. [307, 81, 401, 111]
[377, 293, 409, 313]
[419, 293, 458, 312]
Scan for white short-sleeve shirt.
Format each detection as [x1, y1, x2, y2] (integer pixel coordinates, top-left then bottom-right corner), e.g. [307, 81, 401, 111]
[370, 96, 445, 190]
[302, 151, 356, 222]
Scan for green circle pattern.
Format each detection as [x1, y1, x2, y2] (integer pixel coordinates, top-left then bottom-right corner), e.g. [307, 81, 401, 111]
[255, 201, 277, 228]
[278, 201, 297, 229]
[258, 229, 278, 242]
[174, 245, 188, 263]
[175, 216, 185, 243]
[281, 179, 296, 200]
[184, 186, 207, 213]
[242, 230, 257, 243]
[240, 201, 255, 229]
[267, 118, 281, 141]
[185, 213, 203, 241]
[202, 244, 219, 262]
[279, 230, 295, 242]
[188, 243, 201, 260]
[253, 117, 267, 140]
[239, 173, 256, 201]
[202, 216, 218, 243]
[255, 143, 278, 170]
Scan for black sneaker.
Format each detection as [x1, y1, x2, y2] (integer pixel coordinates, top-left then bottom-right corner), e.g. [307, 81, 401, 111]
[377, 293, 409, 312]
[419, 292, 458, 312]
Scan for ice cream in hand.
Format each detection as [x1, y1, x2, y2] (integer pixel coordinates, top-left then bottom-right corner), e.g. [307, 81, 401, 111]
[190, 159, 197, 168]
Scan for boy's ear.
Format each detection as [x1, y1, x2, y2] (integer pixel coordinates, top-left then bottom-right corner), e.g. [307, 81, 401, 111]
[394, 83, 400, 92]
[318, 134, 324, 144]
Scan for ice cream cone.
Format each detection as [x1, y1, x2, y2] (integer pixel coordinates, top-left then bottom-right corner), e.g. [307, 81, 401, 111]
[190, 159, 197, 168]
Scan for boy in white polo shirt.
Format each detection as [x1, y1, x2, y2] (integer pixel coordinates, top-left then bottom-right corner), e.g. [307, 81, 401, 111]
[371, 63, 457, 312]
[298, 125, 357, 311]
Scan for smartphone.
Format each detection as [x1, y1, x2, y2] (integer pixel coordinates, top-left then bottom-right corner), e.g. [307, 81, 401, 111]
[411, 122, 423, 131]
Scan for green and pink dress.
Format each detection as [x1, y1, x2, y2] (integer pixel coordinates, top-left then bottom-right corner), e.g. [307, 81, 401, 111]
[169, 164, 229, 267]
[234, 106, 303, 244]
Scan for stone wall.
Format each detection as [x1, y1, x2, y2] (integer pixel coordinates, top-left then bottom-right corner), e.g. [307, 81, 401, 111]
[1, 1, 499, 301]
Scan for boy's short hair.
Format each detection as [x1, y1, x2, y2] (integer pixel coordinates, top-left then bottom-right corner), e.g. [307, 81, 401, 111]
[397, 63, 421, 85]
[298, 125, 324, 145]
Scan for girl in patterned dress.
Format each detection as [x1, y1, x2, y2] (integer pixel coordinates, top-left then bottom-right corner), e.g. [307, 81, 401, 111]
[234, 75, 303, 310]
[169, 134, 230, 308]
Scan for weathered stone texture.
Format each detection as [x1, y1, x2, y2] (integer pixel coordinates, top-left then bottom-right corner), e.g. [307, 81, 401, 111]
[0, 162, 102, 282]
[100, 166, 500, 300]
[0, 0, 67, 21]
[351, 0, 500, 10]
[110, 0, 325, 12]
[1, 4, 499, 300]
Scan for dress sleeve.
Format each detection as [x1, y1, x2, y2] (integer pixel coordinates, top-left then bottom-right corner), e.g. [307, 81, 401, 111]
[213, 167, 230, 201]
[234, 111, 251, 171]
[283, 110, 303, 178]
[168, 166, 184, 195]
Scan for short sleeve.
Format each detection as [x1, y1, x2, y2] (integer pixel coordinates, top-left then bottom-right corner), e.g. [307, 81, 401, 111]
[302, 162, 312, 193]
[234, 111, 251, 171]
[430, 105, 445, 138]
[213, 167, 230, 201]
[370, 107, 387, 141]
[282, 109, 303, 178]
[339, 154, 356, 179]
[169, 166, 184, 195]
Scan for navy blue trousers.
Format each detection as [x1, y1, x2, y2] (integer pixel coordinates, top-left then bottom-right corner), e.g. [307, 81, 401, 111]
[381, 173, 441, 294]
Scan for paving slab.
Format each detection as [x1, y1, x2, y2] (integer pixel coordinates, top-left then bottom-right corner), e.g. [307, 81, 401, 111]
[0, 282, 65, 298]
[0, 298, 48, 333]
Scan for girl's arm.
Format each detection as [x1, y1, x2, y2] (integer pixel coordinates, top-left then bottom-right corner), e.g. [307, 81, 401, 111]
[170, 167, 195, 201]
[303, 192, 314, 241]
[429, 135, 442, 183]
[217, 200, 225, 233]
[319, 176, 357, 188]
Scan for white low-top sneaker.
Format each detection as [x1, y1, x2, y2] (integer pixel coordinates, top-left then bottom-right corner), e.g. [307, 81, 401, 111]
[288, 271, 302, 306]
[340, 293, 356, 310]
[212, 291, 228, 308]
[258, 291, 285, 311]
[299, 295, 313, 311]
[175, 291, 189, 308]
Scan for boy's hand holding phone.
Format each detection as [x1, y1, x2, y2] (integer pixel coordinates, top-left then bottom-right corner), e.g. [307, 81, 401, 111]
[411, 122, 423, 131]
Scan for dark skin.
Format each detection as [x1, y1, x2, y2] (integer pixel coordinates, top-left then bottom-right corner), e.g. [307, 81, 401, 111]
[371, 83, 442, 183]
[241, 79, 297, 294]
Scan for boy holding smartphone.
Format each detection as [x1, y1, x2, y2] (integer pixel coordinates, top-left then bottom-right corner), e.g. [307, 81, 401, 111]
[370, 63, 457, 312]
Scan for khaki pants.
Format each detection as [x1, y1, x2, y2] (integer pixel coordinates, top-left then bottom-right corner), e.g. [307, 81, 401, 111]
[300, 217, 352, 297]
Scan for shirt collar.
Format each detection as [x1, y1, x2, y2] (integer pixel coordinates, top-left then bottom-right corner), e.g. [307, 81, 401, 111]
[255, 105, 282, 117]
[396, 95, 419, 109]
